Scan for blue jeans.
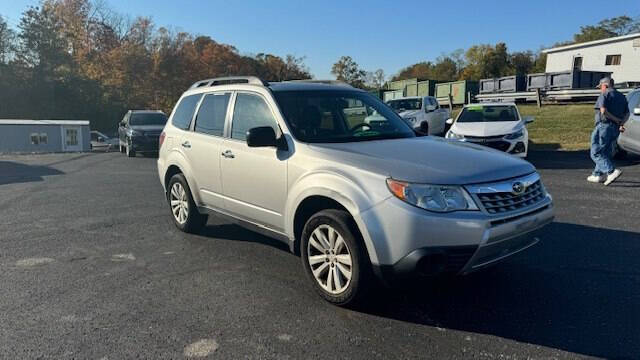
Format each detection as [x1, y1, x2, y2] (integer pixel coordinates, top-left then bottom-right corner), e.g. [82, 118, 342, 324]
[590, 122, 619, 176]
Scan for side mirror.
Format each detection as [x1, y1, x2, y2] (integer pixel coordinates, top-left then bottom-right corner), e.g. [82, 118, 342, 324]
[523, 116, 535, 124]
[415, 121, 429, 136]
[445, 118, 454, 125]
[634, 107, 640, 115]
[246, 126, 279, 148]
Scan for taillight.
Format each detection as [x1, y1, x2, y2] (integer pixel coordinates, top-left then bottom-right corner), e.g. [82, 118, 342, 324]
[159, 131, 166, 149]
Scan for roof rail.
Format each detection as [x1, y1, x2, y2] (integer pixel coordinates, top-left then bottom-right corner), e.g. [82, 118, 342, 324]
[283, 79, 353, 87]
[189, 76, 268, 89]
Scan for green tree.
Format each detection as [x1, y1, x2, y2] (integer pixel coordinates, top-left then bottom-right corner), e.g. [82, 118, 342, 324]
[0, 15, 16, 64]
[331, 56, 366, 88]
[509, 51, 534, 76]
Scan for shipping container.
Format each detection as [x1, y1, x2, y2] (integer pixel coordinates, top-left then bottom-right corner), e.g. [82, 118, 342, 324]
[383, 90, 405, 102]
[435, 80, 478, 105]
[480, 76, 526, 93]
[405, 83, 418, 97]
[388, 78, 418, 91]
[526, 70, 612, 91]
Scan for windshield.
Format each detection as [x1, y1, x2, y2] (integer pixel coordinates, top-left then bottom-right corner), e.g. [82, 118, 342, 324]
[273, 90, 415, 143]
[457, 105, 519, 123]
[387, 98, 422, 111]
[130, 113, 167, 126]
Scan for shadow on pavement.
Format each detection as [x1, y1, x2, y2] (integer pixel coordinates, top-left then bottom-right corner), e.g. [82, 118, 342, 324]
[360, 222, 640, 359]
[528, 149, 640, 170]
[0, 161, 65, 185]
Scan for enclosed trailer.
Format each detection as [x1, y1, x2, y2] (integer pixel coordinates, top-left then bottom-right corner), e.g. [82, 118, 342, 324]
[0, 120, 90, 153]
[526, 70, 612, 91]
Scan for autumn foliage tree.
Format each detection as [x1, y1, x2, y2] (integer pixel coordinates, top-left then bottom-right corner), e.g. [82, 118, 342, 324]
[0, 0, 311, 132]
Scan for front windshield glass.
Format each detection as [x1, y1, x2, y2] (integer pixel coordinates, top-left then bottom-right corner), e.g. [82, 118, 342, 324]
[130, 113, 168, 126]
[387, 98, 422, 111]
[457, 105, 519, 123]
[273, 90, 415, 143]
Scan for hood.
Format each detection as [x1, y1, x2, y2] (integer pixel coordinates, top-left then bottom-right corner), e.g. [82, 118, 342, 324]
[451, 121, 523, 137]
[308, 137, 535, 185]
[130, 125, 165, 132]
[399, 109, 421, 119]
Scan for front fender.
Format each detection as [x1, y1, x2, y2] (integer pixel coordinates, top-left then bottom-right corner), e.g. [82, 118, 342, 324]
[285, 168, 389, 265]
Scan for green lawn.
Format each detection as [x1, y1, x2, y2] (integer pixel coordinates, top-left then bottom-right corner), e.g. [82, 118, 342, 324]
[451, 104, 595, 150]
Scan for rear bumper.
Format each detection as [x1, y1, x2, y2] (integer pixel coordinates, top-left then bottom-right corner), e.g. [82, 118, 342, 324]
[131, 136, 159, 152]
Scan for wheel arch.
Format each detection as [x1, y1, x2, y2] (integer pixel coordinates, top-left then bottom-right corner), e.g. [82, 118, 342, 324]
[162, 151, 201, 204]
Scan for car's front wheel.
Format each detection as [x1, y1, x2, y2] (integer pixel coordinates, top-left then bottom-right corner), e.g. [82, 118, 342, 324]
[300, 209, 371, 306]
[167, 173, 208, 233]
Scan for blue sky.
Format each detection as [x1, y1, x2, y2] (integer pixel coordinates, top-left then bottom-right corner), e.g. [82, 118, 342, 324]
[2, 1, 637, 79]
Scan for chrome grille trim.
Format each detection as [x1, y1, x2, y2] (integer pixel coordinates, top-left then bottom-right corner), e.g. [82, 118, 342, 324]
[465, 173, 547, 215]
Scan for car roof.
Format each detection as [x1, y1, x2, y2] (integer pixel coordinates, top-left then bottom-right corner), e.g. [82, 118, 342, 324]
[464, 102, 517, 107]
[268, 81, 363, 93]
[388, 96, 426, 101]
[129, 110, 165, 114]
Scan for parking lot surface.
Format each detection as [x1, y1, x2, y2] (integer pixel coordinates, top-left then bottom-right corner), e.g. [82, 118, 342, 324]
[0, 151, 639, 359]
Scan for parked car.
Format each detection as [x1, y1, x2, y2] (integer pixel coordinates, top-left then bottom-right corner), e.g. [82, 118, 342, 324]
[157, 77, 554, 306]
[386, 96, 449, 135]
[446, 103, 533, 158]
[118, 110, 168, 157]
[90, 130, 118, 151]
[615, 88, 640, 157]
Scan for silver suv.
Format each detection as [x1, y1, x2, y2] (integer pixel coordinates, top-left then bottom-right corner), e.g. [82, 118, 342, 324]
[157, 77, 554, 305]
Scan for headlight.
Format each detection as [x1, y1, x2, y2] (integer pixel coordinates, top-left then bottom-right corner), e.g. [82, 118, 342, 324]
[446, 131, 464, 140]
[386, 179, 478, 212]
[504, 129, 524, 140]
[404, 117, 417, 125]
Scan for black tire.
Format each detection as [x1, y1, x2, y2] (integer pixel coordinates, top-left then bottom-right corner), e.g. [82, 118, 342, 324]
[166, 173, 208, 233]
[613, 142, 627, 160]
[126, 141, 136, 157]
[300, 209, 372, 306]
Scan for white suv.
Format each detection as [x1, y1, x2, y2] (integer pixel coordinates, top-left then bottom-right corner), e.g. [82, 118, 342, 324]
[158, 77, 554, 305]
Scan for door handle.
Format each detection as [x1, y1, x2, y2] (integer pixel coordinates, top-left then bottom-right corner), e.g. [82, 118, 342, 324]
[221, 150, 235, 158]
[181, 141, 191, 148]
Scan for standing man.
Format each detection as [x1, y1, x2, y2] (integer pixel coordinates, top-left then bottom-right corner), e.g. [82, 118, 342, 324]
[588, 77, 629, 186]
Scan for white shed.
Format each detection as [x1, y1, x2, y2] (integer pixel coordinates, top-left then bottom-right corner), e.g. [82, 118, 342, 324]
[543, 33, 640, 86]
[0, 120, 91, 153]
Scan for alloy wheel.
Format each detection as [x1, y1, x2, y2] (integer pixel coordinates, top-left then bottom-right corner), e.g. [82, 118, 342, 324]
[307, 224, 353, 294]
[170, 182, 189, 224]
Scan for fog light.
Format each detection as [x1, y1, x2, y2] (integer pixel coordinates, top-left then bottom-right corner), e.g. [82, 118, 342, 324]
[511, 142, 525, 154]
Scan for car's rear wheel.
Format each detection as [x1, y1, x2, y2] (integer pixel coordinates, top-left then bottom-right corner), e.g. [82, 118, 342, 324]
[300, 209, 371, 306]
[167, 173, 207, 233]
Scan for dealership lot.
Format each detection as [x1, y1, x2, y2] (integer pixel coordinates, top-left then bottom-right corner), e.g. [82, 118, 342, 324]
[0, 151, 639, 359]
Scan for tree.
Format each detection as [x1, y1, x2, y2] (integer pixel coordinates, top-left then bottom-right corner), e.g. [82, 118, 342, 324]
[331, 56, 365, 88]
[364, 68, 385, 89]
[571, 16, 640, 44]
[0, 15, 16, 64]
[509, 51, 534, 76]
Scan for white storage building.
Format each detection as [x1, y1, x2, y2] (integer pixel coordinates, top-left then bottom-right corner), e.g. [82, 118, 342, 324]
[0, 120, 91, 153]
[543, 33, 640, 86]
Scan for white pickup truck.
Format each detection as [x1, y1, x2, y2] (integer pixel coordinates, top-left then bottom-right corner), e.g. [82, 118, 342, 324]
[386, 96, 450, 136]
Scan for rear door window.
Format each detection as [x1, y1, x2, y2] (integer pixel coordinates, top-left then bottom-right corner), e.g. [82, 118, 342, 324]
[172, 94, 202, 130]
[195, 93, 231, 137]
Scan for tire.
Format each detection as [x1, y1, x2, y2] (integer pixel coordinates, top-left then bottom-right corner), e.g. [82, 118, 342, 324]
[126, 141, 135, 157]
[300, 209, 372, 306]
[612, 142, 627, 160]
[167, 173, 208, 233]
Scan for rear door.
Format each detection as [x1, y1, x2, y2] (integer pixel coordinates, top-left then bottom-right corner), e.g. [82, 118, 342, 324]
[219, 91, 288, 232]
[185, 92, 232, 209]
[621, 91, 640, 153]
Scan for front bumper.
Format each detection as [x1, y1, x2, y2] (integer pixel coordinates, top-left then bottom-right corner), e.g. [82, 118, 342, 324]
[361, 192, 554, 282]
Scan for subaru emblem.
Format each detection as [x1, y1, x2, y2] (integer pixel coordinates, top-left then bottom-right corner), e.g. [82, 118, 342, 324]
[512, 181, 525, 195]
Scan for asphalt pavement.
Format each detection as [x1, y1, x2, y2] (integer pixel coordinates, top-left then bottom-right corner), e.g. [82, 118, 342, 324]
[0, 150, 639, 359]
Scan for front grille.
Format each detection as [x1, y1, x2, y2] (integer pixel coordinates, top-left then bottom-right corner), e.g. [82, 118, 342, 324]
[478, 180, 545, 214]
[465, 135, 504, 141]
[483, 141, 511, 151]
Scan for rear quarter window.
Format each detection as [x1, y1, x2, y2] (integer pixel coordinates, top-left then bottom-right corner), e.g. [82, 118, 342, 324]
[172, 94, 202, 130]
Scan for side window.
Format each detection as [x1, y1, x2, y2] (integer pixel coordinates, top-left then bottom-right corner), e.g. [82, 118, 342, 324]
[231, 93, 278, 141]
[195, 93, 230, 137]
[172, 94, 202, 130]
